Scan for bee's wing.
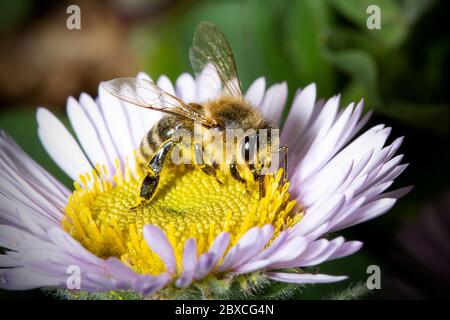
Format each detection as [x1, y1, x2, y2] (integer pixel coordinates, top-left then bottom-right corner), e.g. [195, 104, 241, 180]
[102, 77, 214, 126]
[189, 21, 243, 98]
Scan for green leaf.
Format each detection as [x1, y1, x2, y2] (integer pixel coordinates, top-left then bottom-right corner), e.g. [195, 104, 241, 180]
[285, 0, 335, 95]
[325, 282, 371, 300]
[323, 48, 379, 106]
[378, 102, 449, 135]
[0, 0, 32, 31]
[329, 0, 409, 48]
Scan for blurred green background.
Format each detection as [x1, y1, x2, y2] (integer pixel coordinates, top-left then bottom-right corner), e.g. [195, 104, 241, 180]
[0, 0, 449, 299]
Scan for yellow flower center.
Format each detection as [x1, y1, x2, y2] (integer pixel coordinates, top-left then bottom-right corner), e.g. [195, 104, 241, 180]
[62, 157, 302, 276]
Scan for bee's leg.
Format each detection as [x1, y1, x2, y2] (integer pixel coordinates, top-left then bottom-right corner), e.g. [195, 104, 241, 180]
[230, 163, 246, 184]
[194, 143, 223, 185]
[258, 174, 266, 198]
[281, 145, 288, 182]
[249, 164, 265, 199]
[131, 139, 176, 209]
[273, 145, 288, 182]
[130, 172, 160, 210]
[200, 163, 224, 185]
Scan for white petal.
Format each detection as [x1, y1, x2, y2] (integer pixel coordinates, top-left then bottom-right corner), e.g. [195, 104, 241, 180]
[255, 231, 289, 260]
[137, 72, 152, 81]
[298, 102, 355, 179]
[260, 82, 288, 125]
[123, 101, 147, 147]
[263, 236, 308, 269]
[208, 232, 231, 267]
[328, 196, 367, 232]
[175, 273, 194, 288]
[299, 237, 345, 267]
[245, 77, 266, 107]
[299, 160, 354, 207]
[47, 227, 105, 266]
[232, 259, 272, 274]
[328, 241, 363, 260]
[290, 96, 340, 173]
[292, 195, 345, 236]
[157, 75, 176, 96]
[266, 272, 347, 284]
[79, 93, 119, 169]
[0, 132, 69, 201]
[182, 238, 197, 273]
[196, 63, 221, 102]
[0, 167, 59, 223]
[37, 108, 92, 181]
[289, 238, 329, 264]
[143, 225, 177, 274]
[373, 185, 413, 201]
[282, 83, 316, 146]
[0, 268, 62, 290]
[334, 198, 397, 230]
[0, 254, 21, 267]
[175, 73, 196, 102]
[136, 273, 171, 296]
[67, 97, 111, 168]
[136, 72, 163, 132]
[98, 83, 136, 165]
[219, 225, 273, 271]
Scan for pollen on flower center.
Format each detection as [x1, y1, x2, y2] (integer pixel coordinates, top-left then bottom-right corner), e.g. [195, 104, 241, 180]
[62, 156, 302, 276]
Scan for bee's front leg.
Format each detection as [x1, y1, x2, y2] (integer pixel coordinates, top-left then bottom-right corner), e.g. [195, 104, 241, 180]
[230, 163, 267, 198]
[250, 169, 265, 199]
[273, 144, 288, 182]
[132, 139, 176, 210]
[194, 143, 223, 185]
[248, 163, 265, 199]
[258, 174, 266, 198]
[230, 162, 246, 184]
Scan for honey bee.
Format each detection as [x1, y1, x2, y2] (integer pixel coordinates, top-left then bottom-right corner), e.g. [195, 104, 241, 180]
[103, 21, 287, 208]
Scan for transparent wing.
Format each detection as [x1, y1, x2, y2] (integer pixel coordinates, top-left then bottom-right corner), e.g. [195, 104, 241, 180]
[189, 21, 243, 98]
[102, 77, 213, 126]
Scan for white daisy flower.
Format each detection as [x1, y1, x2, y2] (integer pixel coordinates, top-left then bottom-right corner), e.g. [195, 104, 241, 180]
[0, 71, 411, 299]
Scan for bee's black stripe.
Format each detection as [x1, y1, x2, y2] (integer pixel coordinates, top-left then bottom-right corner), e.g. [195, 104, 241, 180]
[138, 116, 188, 165]
[148, 128, 160, 150]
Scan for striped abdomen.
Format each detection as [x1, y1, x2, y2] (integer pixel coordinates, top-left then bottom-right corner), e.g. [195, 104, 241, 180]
[137, 116, 183, 166]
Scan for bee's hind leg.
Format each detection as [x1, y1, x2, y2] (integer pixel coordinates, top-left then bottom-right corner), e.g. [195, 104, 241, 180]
[131, 139, 176, 210]
[131, 172, 160, 210]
